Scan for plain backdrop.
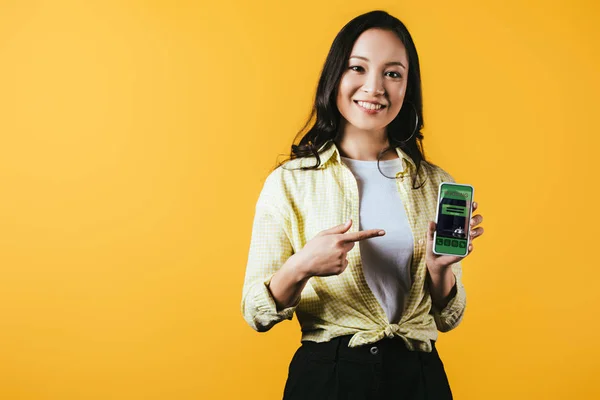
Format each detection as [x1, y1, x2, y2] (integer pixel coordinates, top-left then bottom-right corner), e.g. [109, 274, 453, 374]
[0, 0, 599, 399]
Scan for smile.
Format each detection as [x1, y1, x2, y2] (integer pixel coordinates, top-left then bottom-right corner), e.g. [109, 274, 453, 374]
[354, 100, 386, 113]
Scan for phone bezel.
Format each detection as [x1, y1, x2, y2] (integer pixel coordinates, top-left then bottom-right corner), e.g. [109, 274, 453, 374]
[432, 182, 475, 257]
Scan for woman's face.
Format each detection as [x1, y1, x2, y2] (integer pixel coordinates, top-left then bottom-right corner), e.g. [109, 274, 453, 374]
[336, 28, 409, 135]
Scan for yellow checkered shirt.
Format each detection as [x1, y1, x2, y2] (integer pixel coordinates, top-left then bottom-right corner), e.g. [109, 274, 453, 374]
[241, 141, 466, 352]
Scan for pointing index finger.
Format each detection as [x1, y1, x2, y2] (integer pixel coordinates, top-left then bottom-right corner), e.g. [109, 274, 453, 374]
[342, 229, 386, 242]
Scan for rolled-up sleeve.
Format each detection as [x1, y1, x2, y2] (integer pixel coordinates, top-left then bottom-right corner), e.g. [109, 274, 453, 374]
[241, 195, 298, 332]
[432, 261, 467, 332]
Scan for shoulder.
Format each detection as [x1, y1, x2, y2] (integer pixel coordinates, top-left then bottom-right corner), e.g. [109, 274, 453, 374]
[259, 166, 286, 202]
[420, 161, 456, 185]
[264, 158, 312, 185]
[269, 155, 325, 186]
[254, 167, 291, 219]
[256, 162, 311, 213]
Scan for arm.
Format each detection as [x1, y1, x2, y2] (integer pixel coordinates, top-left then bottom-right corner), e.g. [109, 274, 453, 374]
[241, 207, 380, 331]
[241, 173, 386, 332]
[428, 260, 467, 332]
[425, 215, 467, 332]
[240, 202, 302, 332]
[426, 204, 483, 332]
[269, 218, 385, 310]
[424, 170, 483, 332]
[268, 254, 311, 310]
[427, 265, 457, 310]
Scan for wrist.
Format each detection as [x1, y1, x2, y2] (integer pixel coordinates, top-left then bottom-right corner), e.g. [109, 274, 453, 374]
[426, 261, 451, 278]
[427, 264, 455, 285]
[286, 253, 313, 282]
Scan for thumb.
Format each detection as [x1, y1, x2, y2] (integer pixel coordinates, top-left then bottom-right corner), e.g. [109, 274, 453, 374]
[321, 219, 353, 235]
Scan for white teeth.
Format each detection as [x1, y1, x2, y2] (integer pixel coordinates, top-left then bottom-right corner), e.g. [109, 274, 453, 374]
[357, 101, 383, 110]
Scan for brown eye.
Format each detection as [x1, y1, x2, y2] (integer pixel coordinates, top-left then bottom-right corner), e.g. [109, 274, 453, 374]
[349, 66, 364, 72]
[385, 71, 402, 79]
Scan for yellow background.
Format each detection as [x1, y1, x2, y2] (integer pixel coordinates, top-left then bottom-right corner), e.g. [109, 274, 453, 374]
[1, 0, 598, 398]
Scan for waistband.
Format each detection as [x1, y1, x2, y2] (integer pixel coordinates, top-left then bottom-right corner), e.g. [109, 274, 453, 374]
[300, 335, 436, 364]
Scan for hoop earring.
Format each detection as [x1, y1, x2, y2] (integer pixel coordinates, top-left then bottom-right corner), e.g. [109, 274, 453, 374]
[396, 100, 419, 144]
[376, 101, 421, 180]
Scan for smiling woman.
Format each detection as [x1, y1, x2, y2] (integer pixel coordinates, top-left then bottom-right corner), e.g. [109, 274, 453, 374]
[337, 30, 408, 139]
[241, 10, 485, 400]
[279, 10, 427, 185]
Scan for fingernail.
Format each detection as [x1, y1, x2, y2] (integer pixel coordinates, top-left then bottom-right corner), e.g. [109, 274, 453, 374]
[378, 230, 386, 236]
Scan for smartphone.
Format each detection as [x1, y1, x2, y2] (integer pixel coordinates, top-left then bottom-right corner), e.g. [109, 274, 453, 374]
[433, 182, 475, 257]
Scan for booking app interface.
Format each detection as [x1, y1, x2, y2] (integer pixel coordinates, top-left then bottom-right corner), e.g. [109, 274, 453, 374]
[435, 184, 473, 256]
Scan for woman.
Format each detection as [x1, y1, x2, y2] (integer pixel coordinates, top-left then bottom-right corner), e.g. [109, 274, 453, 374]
[241, 10, 484, 400]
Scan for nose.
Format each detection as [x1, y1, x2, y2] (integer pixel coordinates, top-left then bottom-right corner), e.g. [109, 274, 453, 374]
[362, 71, 385, 95]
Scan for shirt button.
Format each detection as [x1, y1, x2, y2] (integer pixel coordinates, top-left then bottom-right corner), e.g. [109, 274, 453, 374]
[418, 239, 424, 245]
[370, 346, 379, 355]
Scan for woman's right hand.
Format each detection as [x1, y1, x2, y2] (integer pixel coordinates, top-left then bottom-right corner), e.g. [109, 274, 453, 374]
[294, 219, 385, 278]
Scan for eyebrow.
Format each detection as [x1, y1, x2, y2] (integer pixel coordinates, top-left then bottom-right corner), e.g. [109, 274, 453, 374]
[349, 55, 406, 69]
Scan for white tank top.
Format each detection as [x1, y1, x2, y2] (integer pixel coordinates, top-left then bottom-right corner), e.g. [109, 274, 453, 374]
[341, 156, 414, 324]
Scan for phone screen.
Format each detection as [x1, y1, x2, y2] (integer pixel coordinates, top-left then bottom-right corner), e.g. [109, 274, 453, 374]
[434, 183, 474, 256]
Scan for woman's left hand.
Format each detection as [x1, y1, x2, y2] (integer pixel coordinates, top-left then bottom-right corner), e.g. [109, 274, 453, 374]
[426, 202, 484, 273]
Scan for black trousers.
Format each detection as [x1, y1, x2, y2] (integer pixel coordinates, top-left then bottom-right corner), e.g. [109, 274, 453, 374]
[282, 335, 453, 400]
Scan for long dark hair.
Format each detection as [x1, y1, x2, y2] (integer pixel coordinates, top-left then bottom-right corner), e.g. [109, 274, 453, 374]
[277, 10, 429, 188]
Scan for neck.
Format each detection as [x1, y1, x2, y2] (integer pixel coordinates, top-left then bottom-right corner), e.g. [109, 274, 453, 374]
[335, 121, 398, 161]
